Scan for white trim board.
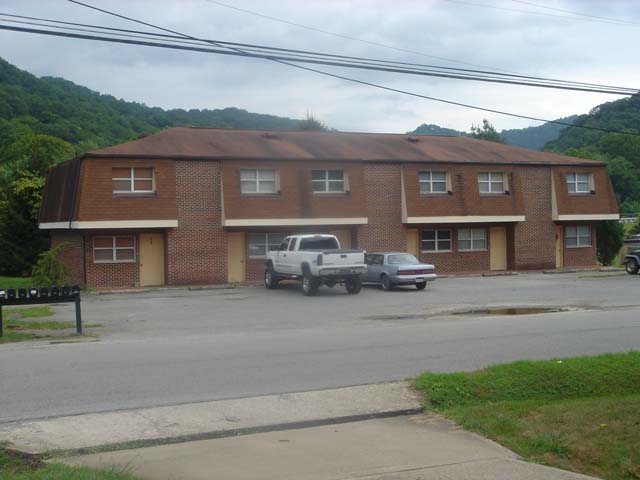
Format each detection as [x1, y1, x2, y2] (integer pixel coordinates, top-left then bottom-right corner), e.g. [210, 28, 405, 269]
[224, 217, 368, 227]
[39, 220, 179, 229]
[555, 214, 619, 221]
[405, 215, 525, 224]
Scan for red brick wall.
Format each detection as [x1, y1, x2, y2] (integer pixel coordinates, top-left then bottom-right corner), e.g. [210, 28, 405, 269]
[76, 158, 177, 221]
[563, 223, 598, 268]
[85, 234, 139, 289]
[357, 164, 406, 252]
[167, 161, 227, 285]
[50, 231, 85, 285]
[514, 167, 556, 270]
[416, 225, 490, 273]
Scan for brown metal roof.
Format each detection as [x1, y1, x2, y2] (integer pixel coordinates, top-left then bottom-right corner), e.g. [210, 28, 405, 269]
[38, 157, 81, 224]
[85, 127, 603, 165]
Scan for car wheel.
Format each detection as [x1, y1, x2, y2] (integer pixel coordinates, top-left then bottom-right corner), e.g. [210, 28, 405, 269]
[626, 259, 639, 275]
[345, 277, 362, 294]
[381, 274, 393, 291]
[302, 270, 319, 296]
[416, 282, 427, 290]
[264, 266, 279, 289]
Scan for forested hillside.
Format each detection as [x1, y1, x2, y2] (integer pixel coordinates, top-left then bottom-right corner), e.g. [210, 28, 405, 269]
[545, 96, 640, 216]
[502, 116, 577, 150]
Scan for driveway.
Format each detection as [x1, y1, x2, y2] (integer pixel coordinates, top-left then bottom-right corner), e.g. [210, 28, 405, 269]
[1, 271, 639, 423]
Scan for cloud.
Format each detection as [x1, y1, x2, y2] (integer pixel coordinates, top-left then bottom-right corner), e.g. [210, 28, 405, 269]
[0, 0, 636, 132]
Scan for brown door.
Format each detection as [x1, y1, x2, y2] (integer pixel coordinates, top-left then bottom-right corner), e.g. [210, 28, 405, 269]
[330, 229, 352, 249]
[139, 233, 165, 286]
[227, 232, 246, 283]
[489, 226, 507, 271]
[406, 229, 419, 256]
[555, 225, 564, 268]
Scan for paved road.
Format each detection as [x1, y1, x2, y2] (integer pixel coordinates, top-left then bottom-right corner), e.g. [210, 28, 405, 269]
[1, 272, 639, 423]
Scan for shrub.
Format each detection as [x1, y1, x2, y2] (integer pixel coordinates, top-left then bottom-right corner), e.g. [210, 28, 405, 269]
[31, 244, 69, 286]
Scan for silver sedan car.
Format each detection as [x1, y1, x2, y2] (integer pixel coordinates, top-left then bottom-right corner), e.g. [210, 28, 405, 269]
[364, 252, 437, 291]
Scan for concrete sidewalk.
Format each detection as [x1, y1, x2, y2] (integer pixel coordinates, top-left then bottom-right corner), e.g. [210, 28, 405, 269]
[1, 381, 420, 454]
[63, 415, 598, 480]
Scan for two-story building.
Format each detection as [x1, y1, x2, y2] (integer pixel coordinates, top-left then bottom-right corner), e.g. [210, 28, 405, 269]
[38, 127, 619, 289]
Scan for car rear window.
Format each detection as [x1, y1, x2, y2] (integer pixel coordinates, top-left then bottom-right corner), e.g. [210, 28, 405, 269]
[387, 254, 420, 265]
[299, 237, 340, 250]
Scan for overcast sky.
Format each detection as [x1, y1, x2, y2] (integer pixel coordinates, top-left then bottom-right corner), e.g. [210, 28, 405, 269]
[0, 0, 637, 133]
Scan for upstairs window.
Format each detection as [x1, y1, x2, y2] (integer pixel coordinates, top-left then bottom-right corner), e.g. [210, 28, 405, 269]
[419, 171, 448, 194]
[240, 169, 277, 194]
[478, 172, 506, 194]
[565, 225, 592, 248]
[93, 236, 136, 263]
[112, 167, 154, 194]
[458, 228, 487, 251]
[566, 172, 592, 193]
[247, 233, 286, 258]
[312, 170, 346, 193]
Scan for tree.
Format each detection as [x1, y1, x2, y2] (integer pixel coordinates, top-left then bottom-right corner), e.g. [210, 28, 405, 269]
[297, 114, 328, 131]
[469, 119, 505, 143]
[596, 220, 625, 266]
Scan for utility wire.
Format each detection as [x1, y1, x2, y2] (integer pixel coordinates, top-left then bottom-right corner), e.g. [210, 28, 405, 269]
[0, 15, 636, 95]
[511, 0, 640, 27]
[2, 3, 637, 136]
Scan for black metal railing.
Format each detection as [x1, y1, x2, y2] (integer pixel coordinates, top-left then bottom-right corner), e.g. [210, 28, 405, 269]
[0, 285, 82, 337]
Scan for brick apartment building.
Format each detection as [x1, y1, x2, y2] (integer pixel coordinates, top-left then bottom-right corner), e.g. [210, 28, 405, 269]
[38, 128, 619, 289]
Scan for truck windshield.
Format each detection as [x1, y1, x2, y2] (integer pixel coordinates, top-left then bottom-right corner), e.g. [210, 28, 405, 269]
[299, 237, 340, 250]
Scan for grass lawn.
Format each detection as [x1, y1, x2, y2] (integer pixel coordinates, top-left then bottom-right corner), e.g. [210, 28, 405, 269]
[0, 445, 140, 480]
[0, 276, 33, 289]
[1, 306, 100, 344]
[415, 352, 640, 480]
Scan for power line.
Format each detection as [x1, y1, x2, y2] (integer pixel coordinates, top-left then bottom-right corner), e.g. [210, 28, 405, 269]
[511, 0, 640, 26]
[2, 4, 637, 137]
[0, 15, 636, 95]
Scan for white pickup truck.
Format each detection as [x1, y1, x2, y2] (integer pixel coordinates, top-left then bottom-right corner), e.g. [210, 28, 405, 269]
[265, 234, 367, 296]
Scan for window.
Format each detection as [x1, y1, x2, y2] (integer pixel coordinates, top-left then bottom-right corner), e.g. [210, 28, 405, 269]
[565, 225, 592, 248]
[566, 172, 592, 193]
[240, 169, 277, 194]
[478, 172, 506, 194]
[387, 254, 420, 265]
[419, 171, 448, 194]
[312, 170, 346, 193]
[458, 228, 487, 251]
[299, 236, 340, 250]
[421, 229, 452, 252]
[365, 254, 384, 265]
[112, 167, 154, 194]
[93, 236, 136, 263]
[248, 233, 286, 258]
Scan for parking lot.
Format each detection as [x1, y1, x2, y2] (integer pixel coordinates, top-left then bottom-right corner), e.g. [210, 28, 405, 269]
[1, 271, 639, 423]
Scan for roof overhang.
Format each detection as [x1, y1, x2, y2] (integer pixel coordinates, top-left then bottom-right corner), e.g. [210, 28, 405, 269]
[223, 217, 368, 227]
[554, 214, 620, 221]
[39, 220, 179, 230]
[404, 215, 525, 224]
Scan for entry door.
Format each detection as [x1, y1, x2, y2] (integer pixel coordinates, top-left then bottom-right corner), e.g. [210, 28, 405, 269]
[406, 229, 419, 256]
[330, 229, 351, 249]
[489, 226, 507, 271]
[139, 233, 165, 286]
[555, 225, 564, 268]
[227, 232, 246, 283]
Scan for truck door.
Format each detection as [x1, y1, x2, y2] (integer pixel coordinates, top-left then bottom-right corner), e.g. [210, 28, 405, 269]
[274, 238, 291, 274]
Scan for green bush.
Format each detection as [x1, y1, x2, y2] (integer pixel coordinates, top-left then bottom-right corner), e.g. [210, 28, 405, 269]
[31, 244, 69, 286]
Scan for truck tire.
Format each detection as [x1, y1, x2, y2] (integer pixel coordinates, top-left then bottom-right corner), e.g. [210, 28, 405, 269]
[302, 269, 319, 296]
[380, 274, 393, 291]
[345, 276, 362, 294]
[626, 259, 639, 275]
[264, 265, 279, 289]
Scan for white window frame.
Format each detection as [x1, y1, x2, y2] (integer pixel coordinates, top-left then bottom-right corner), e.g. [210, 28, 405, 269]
[93, 236, 136, 263]
[247, 233, 286, 259]
[112, 167, 155, 194]
[240, 169, 278, 194]
[458, 228, 487, 251]
[421, 229, 452, 252]
[311, 170, 347, 194]
[565, 225, 592, 248]
[419, 171, 449, 195]
[478, 172, 506, 194]
[566, 172, 592, 194]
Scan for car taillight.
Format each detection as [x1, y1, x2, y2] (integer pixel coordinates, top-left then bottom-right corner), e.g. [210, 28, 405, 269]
[317, 254, 323, 266]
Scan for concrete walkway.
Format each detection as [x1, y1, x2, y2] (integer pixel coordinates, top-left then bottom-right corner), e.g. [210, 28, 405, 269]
[63, 415, 598, 480]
